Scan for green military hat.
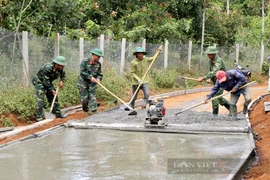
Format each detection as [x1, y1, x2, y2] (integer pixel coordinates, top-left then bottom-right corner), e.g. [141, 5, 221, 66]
[133, 47, 147, 55]
[205, 46, 218, 54]
[53, 56, 67, 66]
[90, 48, 104, 57]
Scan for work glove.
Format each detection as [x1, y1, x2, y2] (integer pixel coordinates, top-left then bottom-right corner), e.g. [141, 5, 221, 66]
[138, 79, 142, 84]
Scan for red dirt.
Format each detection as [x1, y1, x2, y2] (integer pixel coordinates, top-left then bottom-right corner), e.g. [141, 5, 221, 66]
[242, 95, 270, 180]
[0, 85, 269, 179]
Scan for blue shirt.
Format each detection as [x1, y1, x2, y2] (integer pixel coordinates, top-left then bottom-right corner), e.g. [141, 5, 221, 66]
[207, 70, 248, 99]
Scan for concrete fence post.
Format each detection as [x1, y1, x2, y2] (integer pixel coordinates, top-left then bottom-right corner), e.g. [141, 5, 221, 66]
[236, 43, 240, 64]
[22, 31, 29, 86]
[54, 33, 60, 58]
[79, 37, 84, 64]
[260, 43, 264, 73]
[188, 40, 192, 69]
[164, 39, 168, 69]
[120, 38, 126, 75]
[99, 34, 105, 64]
[142, 38, 146, 50]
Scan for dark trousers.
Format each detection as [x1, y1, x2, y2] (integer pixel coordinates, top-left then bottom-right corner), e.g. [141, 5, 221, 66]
[130, 83, 150, 108]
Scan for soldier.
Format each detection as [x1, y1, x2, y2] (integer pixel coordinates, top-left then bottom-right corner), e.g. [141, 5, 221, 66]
[198, 46, 231, 116]
[127, 46, 162, 110]
[205, 70, 252, 120]
[77, 48, 103, 115]
[32, 56, 67, 121]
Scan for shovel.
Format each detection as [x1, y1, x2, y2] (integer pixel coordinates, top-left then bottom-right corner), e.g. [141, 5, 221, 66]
[120, 45, 163, 110]
[97, 82, 137, 116]
[175, 77, 187, 88]
[182, 76, 199, 81]
[44, 86, 59, 120]
[175, 81, 256, 115]
[175, 76, 208, 88]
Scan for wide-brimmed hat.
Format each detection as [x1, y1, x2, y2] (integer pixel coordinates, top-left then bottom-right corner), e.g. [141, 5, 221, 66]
[205, 46, 218, 54]
[133, 47, 147, 55]
[53, 56, 67, 66]
[216, 70, 227, 83]
[90, 48, 104, 57]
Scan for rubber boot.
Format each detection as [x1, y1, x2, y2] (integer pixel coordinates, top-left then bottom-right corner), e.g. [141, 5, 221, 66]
[212, 108, 219, 116]
[231, 104, 238, 120]
[232, 114, 238, 121]
[223, 102, 232, 116]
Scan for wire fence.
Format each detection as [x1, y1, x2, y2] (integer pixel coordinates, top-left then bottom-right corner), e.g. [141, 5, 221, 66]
[0, 28, 268, 91]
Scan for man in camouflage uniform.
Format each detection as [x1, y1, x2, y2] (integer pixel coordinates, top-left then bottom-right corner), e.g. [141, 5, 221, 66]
[32, 56, 67, 121]
[77, 48, 103, 115]
[198, 46, 231, 115]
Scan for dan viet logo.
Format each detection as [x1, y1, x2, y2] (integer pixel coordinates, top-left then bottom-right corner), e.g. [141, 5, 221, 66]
[167, 158, 239, 174]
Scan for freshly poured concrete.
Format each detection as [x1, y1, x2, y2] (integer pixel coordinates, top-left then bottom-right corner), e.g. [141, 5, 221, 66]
[66, 108, 249, 134]
[0, 128, 253, 180]
[0, 87, 261, 179]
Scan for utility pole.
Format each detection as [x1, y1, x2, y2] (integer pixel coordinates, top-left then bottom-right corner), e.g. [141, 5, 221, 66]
[260, 0, 265, 73]
[227, 0, 229, 14]
[199, 0, 206, 69]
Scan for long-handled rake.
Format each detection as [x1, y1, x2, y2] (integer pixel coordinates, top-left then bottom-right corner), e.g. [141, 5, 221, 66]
[97, 82, 137, 116]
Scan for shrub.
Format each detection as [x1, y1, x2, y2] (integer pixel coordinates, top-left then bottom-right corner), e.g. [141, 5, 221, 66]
[261, 63, 269, 76]
[0, 115, 14, 127]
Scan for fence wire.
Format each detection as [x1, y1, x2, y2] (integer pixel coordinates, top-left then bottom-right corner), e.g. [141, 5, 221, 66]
[0, 28, 266, 91]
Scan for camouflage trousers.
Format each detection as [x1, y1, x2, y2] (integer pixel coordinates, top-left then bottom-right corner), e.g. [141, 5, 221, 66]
[77, 77, 98, 113]
[212, 88, 228, 110]
[32, 80, 61, 120]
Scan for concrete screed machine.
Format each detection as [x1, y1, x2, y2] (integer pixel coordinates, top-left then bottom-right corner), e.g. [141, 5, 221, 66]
[144, 99, 167, 128]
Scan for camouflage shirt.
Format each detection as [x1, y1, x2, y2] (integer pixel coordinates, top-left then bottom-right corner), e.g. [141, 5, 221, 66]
[33, 62, 66, 92]
[131, 57, 154, 85]
[204, 56, 226, 83]
[78, 57, 103, 82]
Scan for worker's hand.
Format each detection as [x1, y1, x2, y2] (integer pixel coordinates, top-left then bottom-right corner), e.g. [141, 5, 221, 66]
[138, 79, 142, 84]
[231, 89, 237, 93]
[231, 89, 241, 96]
[204, 98, 208, 104]
[198, 77, 205, 82]
[52, 90, 58, 96]
[58, 81, 64, 88]
[204, 95, 211, 104]
[206, 79, 211, 84]
[91, 77, 98, 83]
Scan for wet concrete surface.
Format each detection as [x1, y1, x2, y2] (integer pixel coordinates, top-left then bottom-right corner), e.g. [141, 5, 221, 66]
[0, 87, 263, 180]
[0, 128, 253, 180]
